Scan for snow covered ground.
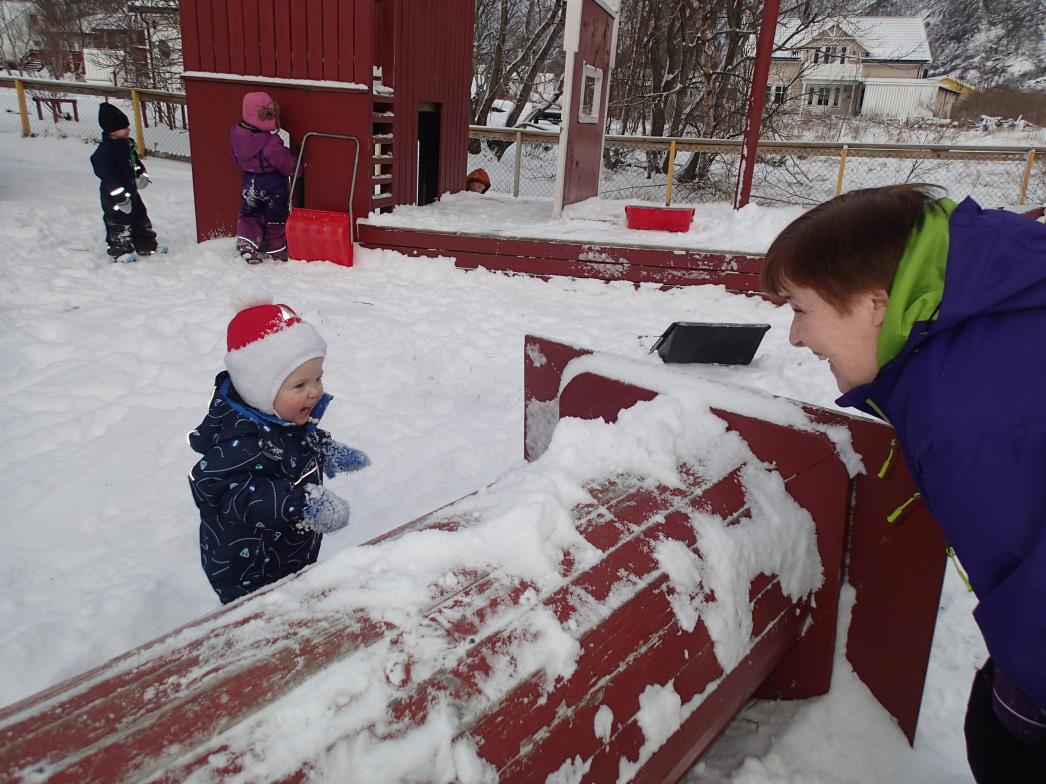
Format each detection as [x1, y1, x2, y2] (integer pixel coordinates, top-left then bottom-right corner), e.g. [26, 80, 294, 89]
[0, 134, 982, 782]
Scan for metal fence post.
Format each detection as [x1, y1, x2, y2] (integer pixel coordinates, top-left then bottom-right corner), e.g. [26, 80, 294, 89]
[14, 79, 30, 137]
[664, 139, 678, 206]
[513, 129, 523, 197]
[130, 89, 146, 156]
[1018, 148, 1036, 205]
[835, 144, 849, 195]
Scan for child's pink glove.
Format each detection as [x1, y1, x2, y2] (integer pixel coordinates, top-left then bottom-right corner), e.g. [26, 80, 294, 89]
[321, 440, 370, 479]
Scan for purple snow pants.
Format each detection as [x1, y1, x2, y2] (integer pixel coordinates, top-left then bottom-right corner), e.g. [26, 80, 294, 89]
[236, 171, 290, 260]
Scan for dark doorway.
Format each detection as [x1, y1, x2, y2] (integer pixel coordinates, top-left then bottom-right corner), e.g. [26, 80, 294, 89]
[417, 102, 441, 205]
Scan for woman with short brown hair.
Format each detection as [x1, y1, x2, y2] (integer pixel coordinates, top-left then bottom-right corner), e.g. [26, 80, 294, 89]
[764, 185, 1046, 782]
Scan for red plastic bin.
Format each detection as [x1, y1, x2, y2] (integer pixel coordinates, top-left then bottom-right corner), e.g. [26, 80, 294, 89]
[624, 204, 695, 232]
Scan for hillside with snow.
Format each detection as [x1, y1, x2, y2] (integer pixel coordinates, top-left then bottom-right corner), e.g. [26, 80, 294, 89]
[862, 0, 1046, 86]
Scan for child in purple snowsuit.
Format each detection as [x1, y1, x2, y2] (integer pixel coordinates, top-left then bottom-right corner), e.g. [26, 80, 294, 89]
[230, 92, 297, 263]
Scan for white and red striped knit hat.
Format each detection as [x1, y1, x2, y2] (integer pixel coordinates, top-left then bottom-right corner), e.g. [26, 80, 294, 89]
[224, 289, 327, 414]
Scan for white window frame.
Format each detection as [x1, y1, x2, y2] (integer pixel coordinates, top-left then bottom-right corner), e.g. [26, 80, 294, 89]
[578, 63, 603, 124]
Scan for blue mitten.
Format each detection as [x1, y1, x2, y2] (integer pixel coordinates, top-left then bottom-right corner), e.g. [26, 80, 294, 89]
[321, 439, 371, 479]
[300, 485, 350, 533]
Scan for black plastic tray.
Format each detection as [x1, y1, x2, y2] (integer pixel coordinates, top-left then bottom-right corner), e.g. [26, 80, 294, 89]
[649, 322, 770, 365]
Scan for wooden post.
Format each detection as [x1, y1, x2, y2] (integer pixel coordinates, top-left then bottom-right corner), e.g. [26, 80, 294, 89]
[130, 89, 146, 156]
[836, 144, 849, 196]
[512, 129, 523, 197]
[665, 139, 678, 206]
[733, 0, 781, 209]
[14, 79, 30, 137]
[1018, 148, 1036, 205]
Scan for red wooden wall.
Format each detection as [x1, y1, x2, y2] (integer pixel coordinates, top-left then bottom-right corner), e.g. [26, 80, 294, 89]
[180, 0, 371, 83]
[383, 0, 474, 204]
[182, 77, 373, 242]
[179, 0, 474, 244]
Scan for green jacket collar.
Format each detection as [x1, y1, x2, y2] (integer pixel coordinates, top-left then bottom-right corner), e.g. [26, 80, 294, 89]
[876, 198, 957, 367]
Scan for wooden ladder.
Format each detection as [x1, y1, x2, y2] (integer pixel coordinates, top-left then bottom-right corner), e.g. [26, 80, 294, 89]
[371, 67, 395, 213]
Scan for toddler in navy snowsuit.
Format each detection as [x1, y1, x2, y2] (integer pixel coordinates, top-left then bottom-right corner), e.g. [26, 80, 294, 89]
[90, 102, 159, 261]
[229, 91, 297, 263]
[188, 294, 370, 604]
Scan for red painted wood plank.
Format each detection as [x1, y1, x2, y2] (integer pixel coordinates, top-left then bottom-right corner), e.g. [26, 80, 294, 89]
[289, 0, 307, 79]
[225, 0, 246, 75]
[211, 0, 231, 73]
[321, 0, 339, 81]
[476, 581, 799, 780]
[357, 223, 764, 271]
[755, 455, 849, 699]
[257, 0, 276, 76]
[306, 0, 323, 79]
[179, 0, 201, 71]
[626, 605, 805, 784]
[241, 0, 260, 75]
[805, 409, 947, 742]
[353, 0, 370, 85]
[336, 0, 355, 82]
[0, 611, 393, 779]
[273, 0, 291, 77]
[373, 244, 762, 291]
[195, 0, 216, 72]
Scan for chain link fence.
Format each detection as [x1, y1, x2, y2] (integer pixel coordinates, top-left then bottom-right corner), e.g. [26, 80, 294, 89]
[2, 78, 1042, 208]
[0, 76, 190, 160]
[469, 126, 1045, 209]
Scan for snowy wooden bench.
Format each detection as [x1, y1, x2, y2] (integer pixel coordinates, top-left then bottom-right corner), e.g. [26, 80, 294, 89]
[0, 337, 946, 782]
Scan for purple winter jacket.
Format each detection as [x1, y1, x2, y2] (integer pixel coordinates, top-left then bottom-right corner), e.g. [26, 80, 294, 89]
[229, 122, 297, 177]
[839, 198, 1046, 710]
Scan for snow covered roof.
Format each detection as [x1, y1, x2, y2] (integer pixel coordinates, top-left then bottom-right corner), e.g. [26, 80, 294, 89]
[775, 17, 932, 63]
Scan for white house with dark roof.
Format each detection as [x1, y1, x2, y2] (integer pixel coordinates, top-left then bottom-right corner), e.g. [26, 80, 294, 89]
[767, 16, 962, 120]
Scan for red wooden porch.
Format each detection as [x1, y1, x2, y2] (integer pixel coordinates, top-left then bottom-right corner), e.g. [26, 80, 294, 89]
[357, 222, 766, 291]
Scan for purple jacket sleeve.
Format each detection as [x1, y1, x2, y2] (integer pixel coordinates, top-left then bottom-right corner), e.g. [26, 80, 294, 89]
[915, 427, 1046, 708]
[262, 135, 298, 177]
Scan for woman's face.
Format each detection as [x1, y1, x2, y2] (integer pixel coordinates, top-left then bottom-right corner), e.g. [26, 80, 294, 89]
[783, 283, 889, 393]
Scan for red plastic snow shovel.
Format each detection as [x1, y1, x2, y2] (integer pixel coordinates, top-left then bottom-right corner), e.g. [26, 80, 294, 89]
[286, 132, 361, 267]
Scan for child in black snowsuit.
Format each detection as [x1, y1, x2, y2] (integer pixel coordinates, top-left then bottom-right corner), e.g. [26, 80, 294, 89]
[90, 102, 159, 262]
[188, 293, 370, 604]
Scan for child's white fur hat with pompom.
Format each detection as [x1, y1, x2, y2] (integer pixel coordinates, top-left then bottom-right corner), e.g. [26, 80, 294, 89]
[224, 285, 326, 414]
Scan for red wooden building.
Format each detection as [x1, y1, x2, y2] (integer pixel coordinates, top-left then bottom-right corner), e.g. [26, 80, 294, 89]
[179, 0, 474, 242]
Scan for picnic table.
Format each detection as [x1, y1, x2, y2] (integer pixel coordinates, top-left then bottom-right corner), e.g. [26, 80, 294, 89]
[32, 95, 79, 122]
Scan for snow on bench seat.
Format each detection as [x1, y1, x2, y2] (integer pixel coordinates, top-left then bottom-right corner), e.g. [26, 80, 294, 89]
[0, 338, 945, 783]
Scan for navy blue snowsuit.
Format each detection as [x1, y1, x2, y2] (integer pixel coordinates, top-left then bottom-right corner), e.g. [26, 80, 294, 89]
[188, 372, 334, 604]
[90, 135, 157, 258]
